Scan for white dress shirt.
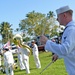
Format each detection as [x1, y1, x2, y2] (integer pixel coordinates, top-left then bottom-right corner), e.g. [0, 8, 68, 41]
[4, 51, 14, 66]
[45, 20, 75, 75]
[32, 44, 39, 56]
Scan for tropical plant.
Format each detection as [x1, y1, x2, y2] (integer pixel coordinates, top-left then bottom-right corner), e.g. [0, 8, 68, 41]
[0, 22, 13, 44]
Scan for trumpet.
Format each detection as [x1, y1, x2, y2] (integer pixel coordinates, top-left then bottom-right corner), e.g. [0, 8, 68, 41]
[13, 34, 32, 56]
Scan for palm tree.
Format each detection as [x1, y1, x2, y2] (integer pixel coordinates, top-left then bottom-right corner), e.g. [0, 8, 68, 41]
[47, 11, 55, 18]
[0, 22, 13, 44]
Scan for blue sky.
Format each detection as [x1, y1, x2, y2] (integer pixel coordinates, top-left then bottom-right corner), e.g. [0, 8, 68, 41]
[0, 0, 75, 34]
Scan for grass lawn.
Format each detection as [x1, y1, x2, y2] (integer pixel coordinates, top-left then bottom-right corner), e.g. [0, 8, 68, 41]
[0, 52, 68, 75]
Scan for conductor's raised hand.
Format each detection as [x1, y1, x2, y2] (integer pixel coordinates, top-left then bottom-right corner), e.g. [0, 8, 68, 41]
[40, 35, 48, 45]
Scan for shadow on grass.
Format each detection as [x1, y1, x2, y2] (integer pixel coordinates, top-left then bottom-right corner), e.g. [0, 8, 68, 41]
[30, 67, 37, 70]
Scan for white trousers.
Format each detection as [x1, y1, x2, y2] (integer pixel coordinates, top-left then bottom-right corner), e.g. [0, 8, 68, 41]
[23, 57, 30, 74]
[33, 55, 41, 69]
[18, 54, 25, 70]
[0, 55, 1, 66]
[5, 63, 14, 75]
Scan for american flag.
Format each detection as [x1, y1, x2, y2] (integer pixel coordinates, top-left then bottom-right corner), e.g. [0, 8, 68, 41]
[3, 41, 10, 48]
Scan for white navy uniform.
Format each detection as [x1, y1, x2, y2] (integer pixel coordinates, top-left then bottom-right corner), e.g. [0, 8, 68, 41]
[45, 21, 75, 75]
[32, 44, 41, 69]
[0, 55, 1, 66]
[4, 50, 14, 75]
[17, 47, 25, 70]
[19, 46, 30, 74]
[0, 49, 2, 66]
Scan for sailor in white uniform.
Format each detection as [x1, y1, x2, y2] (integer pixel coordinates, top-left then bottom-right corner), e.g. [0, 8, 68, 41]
[16, 46, 25, 70]
[31, 40, 41, 69]
[40, 6, 75, 75]
[13, 34, 31, 74]
[0, 49, 2, 67]
[3, 48, 14, 75]
[18, 44, 30, 74]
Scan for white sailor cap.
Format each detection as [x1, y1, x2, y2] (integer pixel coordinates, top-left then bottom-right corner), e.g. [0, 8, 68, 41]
[56, 6, 73, 15]
[31, 40, 35, 43]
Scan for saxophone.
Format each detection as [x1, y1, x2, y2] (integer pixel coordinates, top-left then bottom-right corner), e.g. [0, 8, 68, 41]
[13, 34, 32, 56]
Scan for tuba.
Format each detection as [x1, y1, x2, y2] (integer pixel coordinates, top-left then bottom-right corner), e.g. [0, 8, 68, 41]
[13, 34, 32, 56]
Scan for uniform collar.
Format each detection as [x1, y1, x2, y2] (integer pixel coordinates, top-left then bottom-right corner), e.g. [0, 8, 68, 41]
[65, 20, 75, 28]
[63, 20, 75, 32]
